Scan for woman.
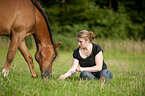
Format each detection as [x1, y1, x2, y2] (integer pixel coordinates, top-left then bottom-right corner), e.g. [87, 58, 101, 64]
[59, 30, 113, 82]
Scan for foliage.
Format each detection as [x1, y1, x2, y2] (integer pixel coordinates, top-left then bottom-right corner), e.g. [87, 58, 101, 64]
[0, 0, 145, 49]
[42, 0, 145, 42]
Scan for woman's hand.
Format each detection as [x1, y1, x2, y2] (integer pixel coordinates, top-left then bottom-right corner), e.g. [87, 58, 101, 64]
[59, 58, 79, 80]
[58, 75, 67, 80]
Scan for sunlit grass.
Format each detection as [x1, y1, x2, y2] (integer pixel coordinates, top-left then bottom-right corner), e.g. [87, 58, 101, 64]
[0, 49, 144, 96]
[0, 38, 145, 96]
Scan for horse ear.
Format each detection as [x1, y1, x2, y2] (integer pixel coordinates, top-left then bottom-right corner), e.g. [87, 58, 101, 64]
[53, 42, 63, 48]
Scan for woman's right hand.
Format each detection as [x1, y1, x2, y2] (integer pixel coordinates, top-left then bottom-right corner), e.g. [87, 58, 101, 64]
[58, 58, 79, 80]
[58, 75, 67, 80]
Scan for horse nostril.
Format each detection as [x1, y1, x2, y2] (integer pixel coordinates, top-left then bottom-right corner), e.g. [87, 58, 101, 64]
[41, 70, 51, 79]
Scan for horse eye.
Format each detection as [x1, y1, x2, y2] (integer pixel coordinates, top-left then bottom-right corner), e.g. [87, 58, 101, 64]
[53, 54, 56, 61]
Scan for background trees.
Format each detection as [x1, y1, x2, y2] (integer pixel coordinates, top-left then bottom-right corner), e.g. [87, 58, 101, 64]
[40, 0, 145, 40]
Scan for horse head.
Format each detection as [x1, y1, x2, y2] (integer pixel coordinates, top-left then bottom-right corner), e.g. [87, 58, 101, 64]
[35, 42, 62, 79]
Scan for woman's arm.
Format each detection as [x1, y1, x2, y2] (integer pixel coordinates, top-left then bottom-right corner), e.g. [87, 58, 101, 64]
[58, 58, 79, 80]
[77, 51, 103, 72]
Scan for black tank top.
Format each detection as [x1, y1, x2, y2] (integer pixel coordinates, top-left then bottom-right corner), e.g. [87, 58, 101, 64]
[73, 43, 107, 70]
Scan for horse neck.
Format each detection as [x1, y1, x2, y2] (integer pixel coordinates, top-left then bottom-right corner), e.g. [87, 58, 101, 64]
[34, 30, 53, 50]
[33, 5, 54, 50]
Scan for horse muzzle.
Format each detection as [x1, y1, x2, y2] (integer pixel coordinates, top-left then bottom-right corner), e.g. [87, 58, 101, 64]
[41, 70, 51, 79]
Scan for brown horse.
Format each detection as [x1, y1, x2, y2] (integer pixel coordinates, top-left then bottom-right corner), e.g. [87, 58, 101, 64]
[0, 0, 62, 78]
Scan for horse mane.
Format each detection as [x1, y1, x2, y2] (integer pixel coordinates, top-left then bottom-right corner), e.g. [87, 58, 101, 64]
[31, 0, 59, 56]
[31, 0, 54, 45]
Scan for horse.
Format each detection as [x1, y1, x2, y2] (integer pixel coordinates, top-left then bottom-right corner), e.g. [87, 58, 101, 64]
[0, 0, 62, 78]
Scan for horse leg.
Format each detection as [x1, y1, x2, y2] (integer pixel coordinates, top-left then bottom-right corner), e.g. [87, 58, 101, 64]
[2, 36, 21, 76]
[18, 41, 37, 77]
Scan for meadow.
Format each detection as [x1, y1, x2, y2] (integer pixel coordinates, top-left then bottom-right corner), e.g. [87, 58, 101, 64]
[0, 38, 145, 96]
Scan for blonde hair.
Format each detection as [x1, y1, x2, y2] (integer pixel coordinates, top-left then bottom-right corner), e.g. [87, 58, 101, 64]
[77, 30, 96, 41]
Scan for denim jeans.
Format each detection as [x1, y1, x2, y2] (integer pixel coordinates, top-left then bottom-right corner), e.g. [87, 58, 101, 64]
[80, 69, 113, 81]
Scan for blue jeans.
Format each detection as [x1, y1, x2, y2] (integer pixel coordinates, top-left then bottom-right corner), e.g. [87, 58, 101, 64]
[80, 69, 113, 81]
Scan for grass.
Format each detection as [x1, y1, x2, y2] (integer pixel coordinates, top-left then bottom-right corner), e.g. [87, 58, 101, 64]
[0, 38, 145, 96]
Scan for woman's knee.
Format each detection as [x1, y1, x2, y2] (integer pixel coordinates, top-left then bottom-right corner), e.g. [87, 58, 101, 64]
[100, 69, 113, 80]
[80, 71, 91, 77]
[80, 71, 96, 80]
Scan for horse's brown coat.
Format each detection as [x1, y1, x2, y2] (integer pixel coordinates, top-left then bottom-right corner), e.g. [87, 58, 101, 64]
[0, 0, 62, 78]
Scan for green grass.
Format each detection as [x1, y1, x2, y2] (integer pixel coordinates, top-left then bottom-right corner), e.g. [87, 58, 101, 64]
[0, 48, 144, 96]
[0, 37, 145, 96]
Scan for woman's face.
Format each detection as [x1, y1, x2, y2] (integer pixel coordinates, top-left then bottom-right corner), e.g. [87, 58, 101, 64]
[77, 38, 89, 48]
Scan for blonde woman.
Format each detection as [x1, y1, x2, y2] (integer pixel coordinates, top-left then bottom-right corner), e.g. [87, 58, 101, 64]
[59, 30, 113, 82]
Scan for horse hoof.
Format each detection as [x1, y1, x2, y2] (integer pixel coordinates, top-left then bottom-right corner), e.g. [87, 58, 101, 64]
[2, 69, 8, 77]
[32, 73, 39, 78]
